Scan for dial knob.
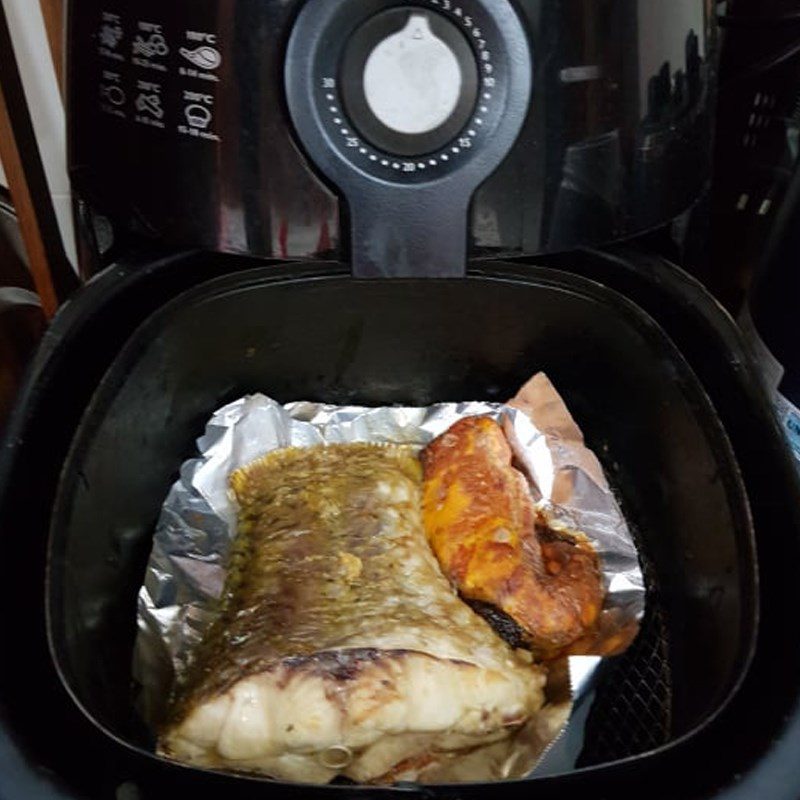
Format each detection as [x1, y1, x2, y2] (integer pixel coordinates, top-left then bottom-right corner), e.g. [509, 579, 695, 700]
[363, 14, 461, 135]
[341, 8, 479, 157]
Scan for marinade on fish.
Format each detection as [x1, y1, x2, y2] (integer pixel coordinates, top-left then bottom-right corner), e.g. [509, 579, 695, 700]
[421, 417, 604, 659]
[159, 443, 545, 784]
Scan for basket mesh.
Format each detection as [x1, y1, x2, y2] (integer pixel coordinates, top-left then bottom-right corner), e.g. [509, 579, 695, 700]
[578, 584, 672, 766]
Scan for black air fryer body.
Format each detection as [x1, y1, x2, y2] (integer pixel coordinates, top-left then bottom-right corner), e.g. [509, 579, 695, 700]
[70, 0, 712, 274]
[2, 1, 800, 799]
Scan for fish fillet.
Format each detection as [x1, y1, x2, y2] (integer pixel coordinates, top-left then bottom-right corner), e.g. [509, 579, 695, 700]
[159, 443, 545, 783]
[421, 416, 604, 659]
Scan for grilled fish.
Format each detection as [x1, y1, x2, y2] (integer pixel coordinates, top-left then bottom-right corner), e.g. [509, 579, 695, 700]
[159, 443, 545, 784]
[421, 417, 604, 659]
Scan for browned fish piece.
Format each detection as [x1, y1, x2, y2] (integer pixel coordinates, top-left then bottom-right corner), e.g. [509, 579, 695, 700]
[421, 416, 604, 659]
[159, 443, 545, 784]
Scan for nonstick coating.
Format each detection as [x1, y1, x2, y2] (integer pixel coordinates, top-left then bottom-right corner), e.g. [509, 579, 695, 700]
[47, 263, 756, 792]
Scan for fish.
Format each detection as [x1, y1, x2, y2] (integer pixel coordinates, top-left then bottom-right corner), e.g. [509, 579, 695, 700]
[158, 442, 545, 784]
[421, 416, 604, 659]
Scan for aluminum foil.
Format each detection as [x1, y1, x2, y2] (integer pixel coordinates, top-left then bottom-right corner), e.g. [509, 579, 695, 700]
[133, 372, 644, 778]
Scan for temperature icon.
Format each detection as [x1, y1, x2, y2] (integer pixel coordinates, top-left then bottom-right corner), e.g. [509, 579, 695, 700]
[179, 45, 221, 71]
[133, 32, 169, 58]
[185, 104, 212, 129]
[99, 23, 123, 50]
[100, 84, 126, 106]
[136, 92, 164, 119]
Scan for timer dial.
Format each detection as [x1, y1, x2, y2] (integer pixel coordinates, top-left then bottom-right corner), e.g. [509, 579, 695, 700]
[341, 8, 478, 157]
[285, 0, 532, 276]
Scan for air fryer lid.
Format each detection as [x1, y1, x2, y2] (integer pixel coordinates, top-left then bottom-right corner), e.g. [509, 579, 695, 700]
[45, 262, 755, 792]
[284, 0, 531, 278]
[68, 1, 713, 270]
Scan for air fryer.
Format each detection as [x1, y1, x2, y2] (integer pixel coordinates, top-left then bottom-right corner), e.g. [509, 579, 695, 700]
[70, 0, 713, 275]
[2, 1, 800, 799]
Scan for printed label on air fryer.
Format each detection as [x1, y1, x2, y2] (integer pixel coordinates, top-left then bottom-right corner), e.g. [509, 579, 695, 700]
[93, 8, 223, 142]
[178, 90, 219, 141]
[178, 31, 222, 82]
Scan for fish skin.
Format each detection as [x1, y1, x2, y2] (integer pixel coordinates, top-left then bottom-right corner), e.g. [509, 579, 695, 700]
[159, 443, 544, 783]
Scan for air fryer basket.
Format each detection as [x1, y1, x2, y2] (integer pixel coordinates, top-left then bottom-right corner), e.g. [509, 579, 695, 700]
[47, 262, 756, 794]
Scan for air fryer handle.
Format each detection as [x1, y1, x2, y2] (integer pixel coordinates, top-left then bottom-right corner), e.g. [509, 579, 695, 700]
[348, 185, 469, 278]
[285, 0, 532, 281]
